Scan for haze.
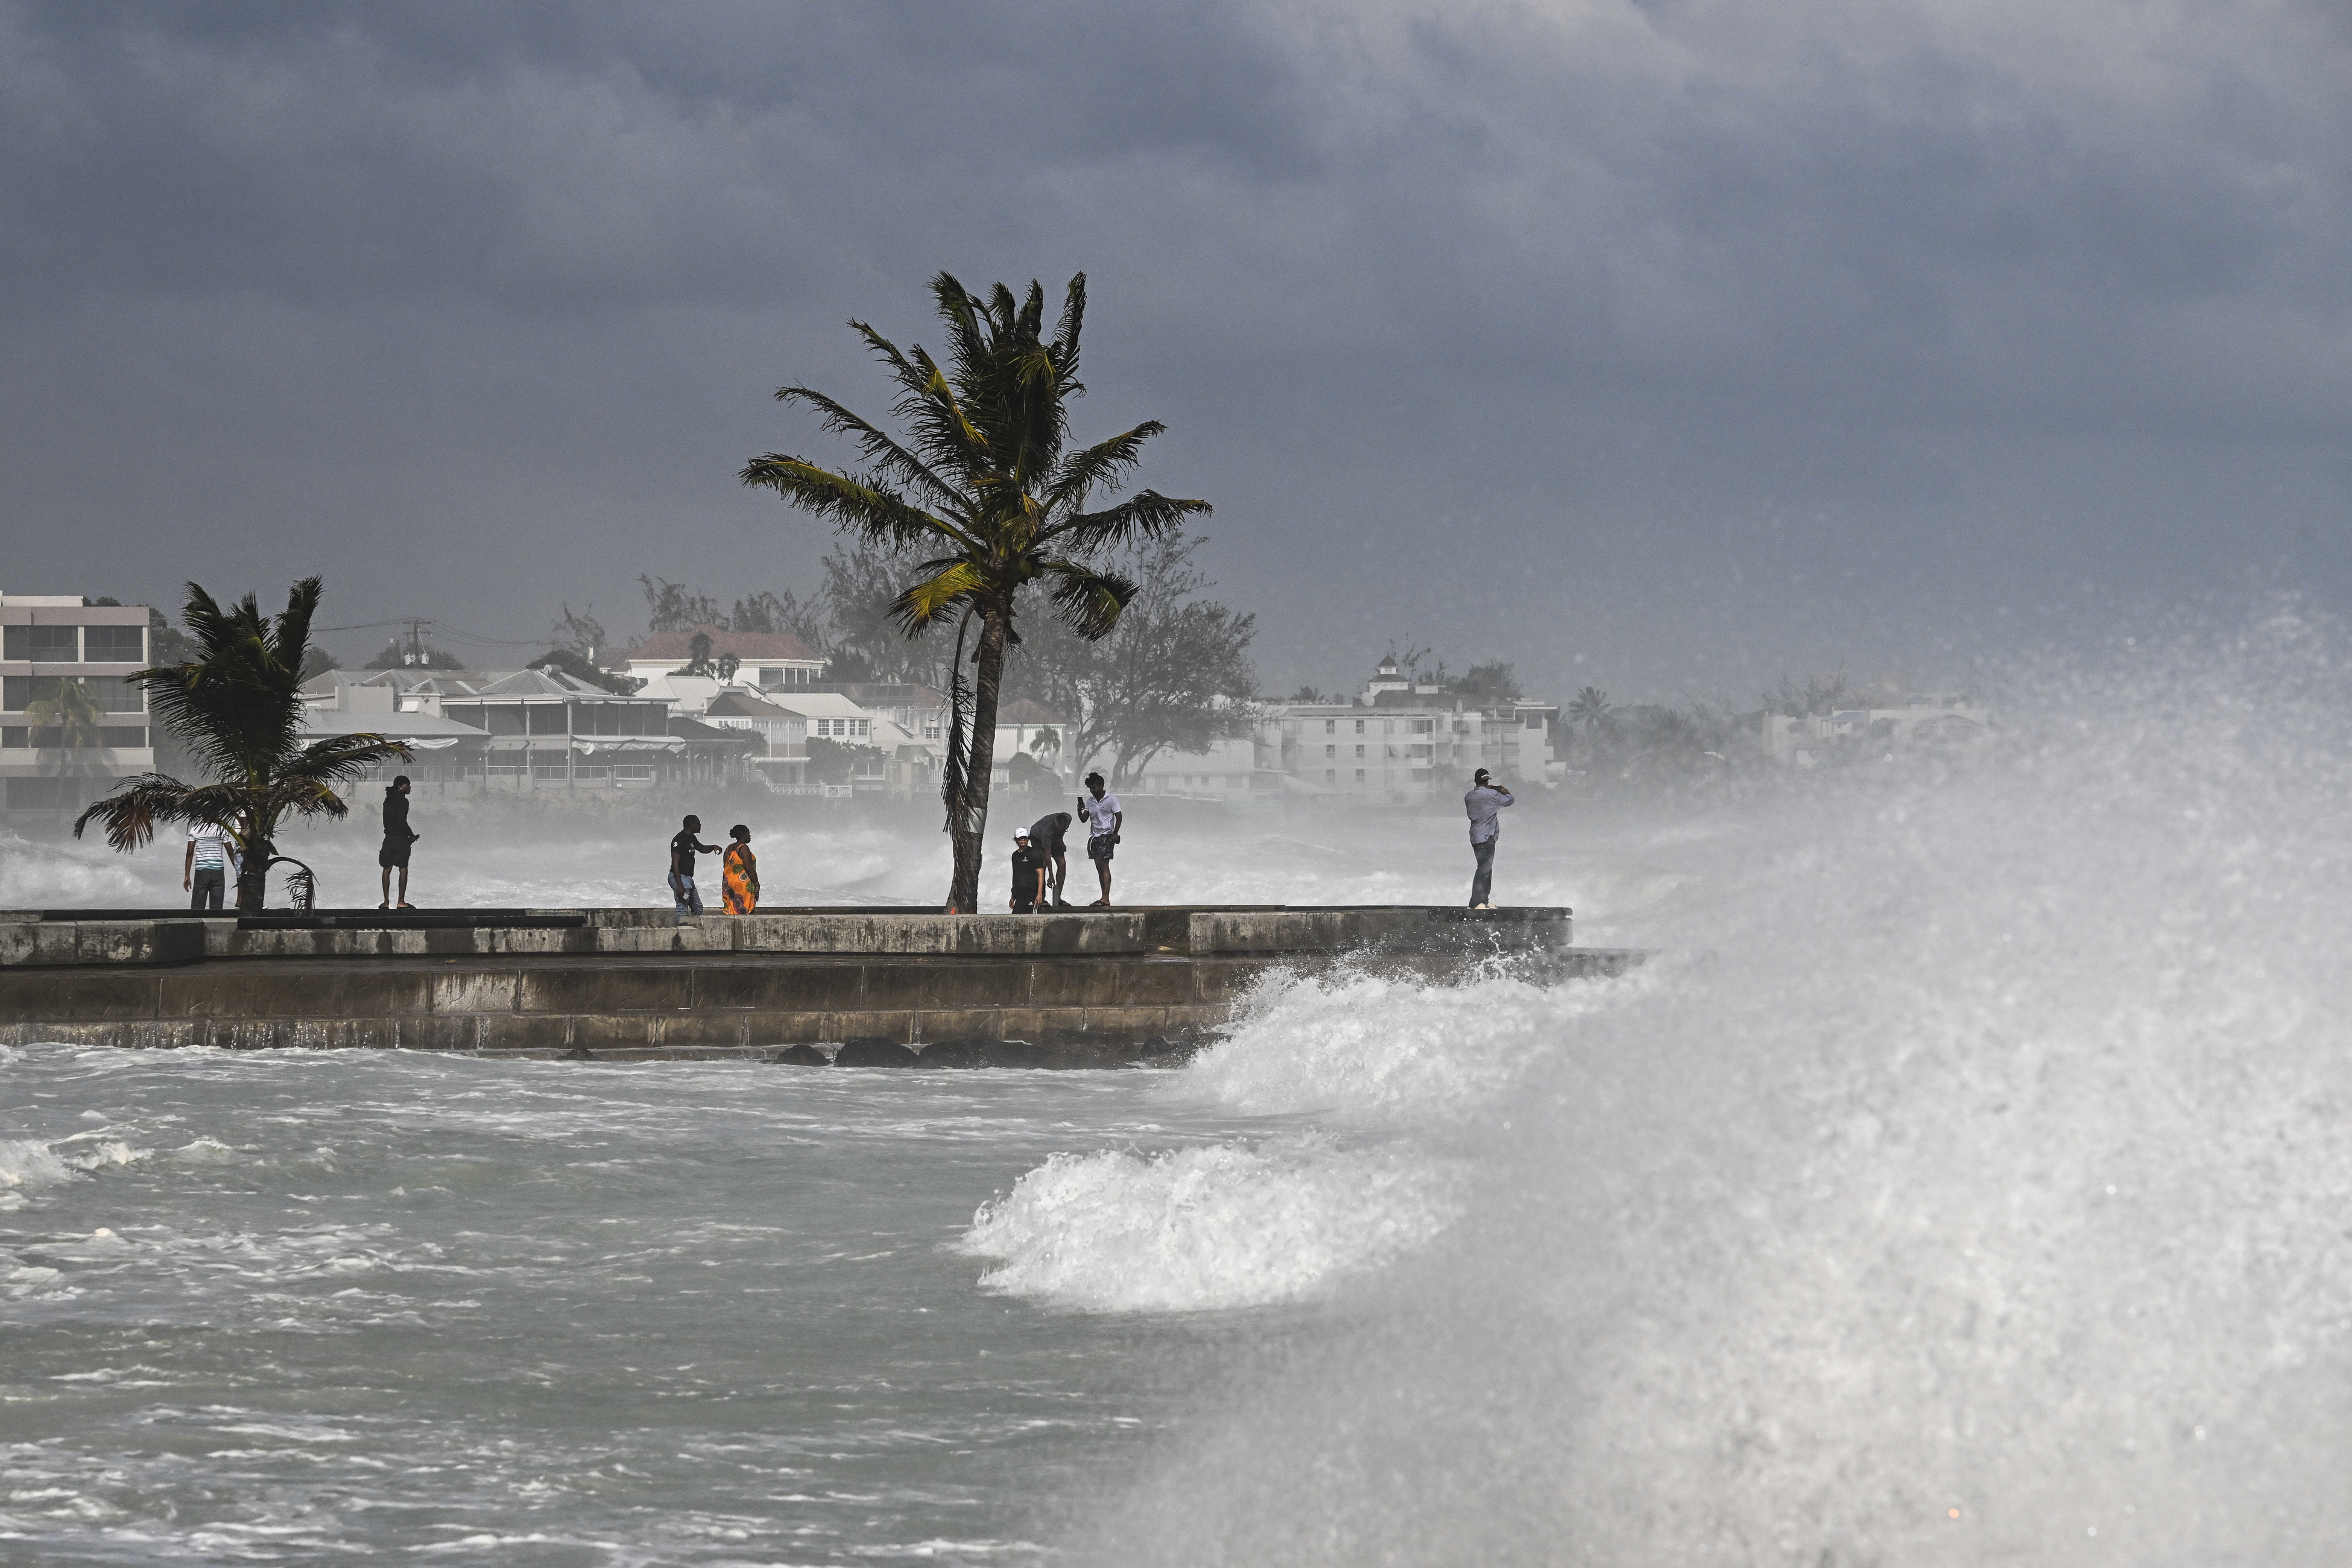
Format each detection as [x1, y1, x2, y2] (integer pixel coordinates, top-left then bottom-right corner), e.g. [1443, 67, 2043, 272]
[2, 0, 2345, 698]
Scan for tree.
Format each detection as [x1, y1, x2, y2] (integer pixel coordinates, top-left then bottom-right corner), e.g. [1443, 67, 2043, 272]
[684, 630, 715, 676]
[299, 646, 341, 682]
[728, 588, 827, 648]
[528, 648, 639, 694]
[22, 678, 110, 808]
[639, 575, 722, 634]
[551, 602, 608, 659]
[741, 271, 1209, 911]
[1568, 686, 1612, 732]
[75, 579, 412, 911]
[1003, 531, 1257, 785]
[1456, 660, 1523, 708]
[1766, 669, 1854, 717]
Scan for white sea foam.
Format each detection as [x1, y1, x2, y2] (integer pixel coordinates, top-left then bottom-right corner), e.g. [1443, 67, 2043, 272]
[1083, 613, 2352, 1566]
[961, 1140, 1452, 1312]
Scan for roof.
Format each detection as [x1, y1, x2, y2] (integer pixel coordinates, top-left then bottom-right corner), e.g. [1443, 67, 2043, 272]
[608, 625, 824, 669]
[995, 698, 1064, 725]
[704, 690, 799, 719]
[762, 692, 874, 719]
[670, 715, 764, 747]
[470, 668, 612, 699]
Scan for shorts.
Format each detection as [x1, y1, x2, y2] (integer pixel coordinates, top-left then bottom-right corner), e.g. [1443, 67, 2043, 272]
[378, 841, 411, 869]
[1087, 835, 1115, 862]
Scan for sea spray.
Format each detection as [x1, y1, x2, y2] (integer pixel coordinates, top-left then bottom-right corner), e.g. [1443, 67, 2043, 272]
[1076, 615, 2352, 1565]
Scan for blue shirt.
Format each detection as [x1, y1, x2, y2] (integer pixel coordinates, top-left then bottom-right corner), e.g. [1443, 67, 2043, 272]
[1464, 784, 1514, 844]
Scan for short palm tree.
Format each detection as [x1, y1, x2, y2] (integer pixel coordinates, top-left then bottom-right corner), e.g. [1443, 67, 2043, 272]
[74, 578, 411, 911]
[741, 271, 1209, 911]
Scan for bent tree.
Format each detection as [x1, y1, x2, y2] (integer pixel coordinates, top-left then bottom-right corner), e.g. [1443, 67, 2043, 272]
[74, 578, 411, 911]
[741, 271, 1210, 912]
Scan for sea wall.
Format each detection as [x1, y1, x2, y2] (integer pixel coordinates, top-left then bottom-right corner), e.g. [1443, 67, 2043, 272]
[0, 906, 1640, 1065]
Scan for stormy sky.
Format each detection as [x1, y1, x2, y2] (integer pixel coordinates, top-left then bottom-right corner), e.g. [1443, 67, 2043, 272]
[2, 0, 2346, 701]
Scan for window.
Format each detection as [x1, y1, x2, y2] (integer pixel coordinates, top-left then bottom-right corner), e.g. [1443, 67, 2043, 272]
[1354, 744, 1365, 759]
[758, 667, 783, 689]
[1383, 719, 1394, 735]
[1, 727, 22, 747]
[7, 777, 63, 808]
[1409, 744, 1432, 759]
[3, 625, 79, 662]
[1411, 719, 1432, 735]
[1353, 768, 1365, 783]
[1323, 719, 1335, 734]
[84, 626, 145, 662]
[100, 726, 146, 748]
[1353, 719, 1364, 734]
[1323, 744, 1335, 758]
[3, 675, 62, 711]
[528, 704, 567, 735]
[1324, 768, 1336, 783]
[484, 704, 527, 735]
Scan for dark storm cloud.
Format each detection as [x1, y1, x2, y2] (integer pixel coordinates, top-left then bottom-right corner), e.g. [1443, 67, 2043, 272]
[1, 0, 2346, 694]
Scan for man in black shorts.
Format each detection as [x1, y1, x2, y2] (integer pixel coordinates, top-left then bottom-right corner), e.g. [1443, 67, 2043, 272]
[1009, 829, 1049, 913]
[1078, 773, 1122, 908]
[1028, 810, 1073, 907]
[668, 814, 720, 925]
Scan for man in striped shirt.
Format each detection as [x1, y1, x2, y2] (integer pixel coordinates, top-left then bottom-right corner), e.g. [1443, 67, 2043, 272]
[184, 822, 235, 911]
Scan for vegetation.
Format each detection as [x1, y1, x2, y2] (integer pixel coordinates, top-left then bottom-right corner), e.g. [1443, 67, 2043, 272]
[739, 271, 1209, 911]
[74, 580, 412, 911]
[1002, 532, 1256, 785]
[527, 648, 639, 694]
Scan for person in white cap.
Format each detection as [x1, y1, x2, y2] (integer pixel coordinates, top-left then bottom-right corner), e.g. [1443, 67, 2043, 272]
[1008, 829, 1049, 913]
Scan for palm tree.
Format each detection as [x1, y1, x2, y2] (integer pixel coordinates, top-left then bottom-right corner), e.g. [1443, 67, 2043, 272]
[1568, 686, 1613, 732]
[23, 677, 111, 808]
[741, 271, 1210, 911]
[74, 578, 411, 912]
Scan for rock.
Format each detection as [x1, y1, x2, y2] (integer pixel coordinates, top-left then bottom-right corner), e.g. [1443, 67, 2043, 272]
[832, 1037, 921, 1068]
[771, 1043, 830, 1066]
[912, 1038, 987, 1068]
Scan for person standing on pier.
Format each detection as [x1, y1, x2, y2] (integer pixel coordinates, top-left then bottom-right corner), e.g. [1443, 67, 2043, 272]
[1010, 829, 1049, 913]
[185, 820, 234, 911]
[669, 814, 721, 924]
[721, 824, 760, 914]
[1464, 768, 1514, 909]
[378, 776, 419, 909]
[1028, 810, 1072, 906]
[1079, 774, 1122, 908]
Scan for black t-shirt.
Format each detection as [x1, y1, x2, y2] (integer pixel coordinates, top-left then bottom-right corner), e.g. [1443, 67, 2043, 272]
[1010, 844, 1049, 899]
[671, 830, 713, 877]
[1028, 812, 1070, 854]
[382, 792, 413, 844]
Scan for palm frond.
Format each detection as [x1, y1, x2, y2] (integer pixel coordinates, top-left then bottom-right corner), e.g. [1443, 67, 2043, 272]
[774, 384, 964, 511]
[890, 561, 991, 634]
[280, 733, 414, 792]
[1041, 421, 1166, 516]
[846, 323, 992, 479]
[1042, 561, 1138, 640]
[1049, 273, 1087, 387]
[1040, 489, 1213, 549]
[739, 457, 978, 553]
[71, 773, 239, 852]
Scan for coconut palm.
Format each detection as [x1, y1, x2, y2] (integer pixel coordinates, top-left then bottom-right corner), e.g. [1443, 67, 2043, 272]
[22, 677, 111, 806]
[741, 271, 1209, 911]
[1568, 686, 1613, 732]
[74, 578, 411, 911]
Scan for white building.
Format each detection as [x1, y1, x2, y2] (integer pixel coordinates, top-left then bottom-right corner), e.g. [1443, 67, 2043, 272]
[1253, 656, 1562, 804]
[602, 626, 826, 691]
[2, 593, 156, 820]
[1762, 692, 1990, 764]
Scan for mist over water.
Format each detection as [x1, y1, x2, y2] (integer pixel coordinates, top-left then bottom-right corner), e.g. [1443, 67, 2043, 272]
[5, 614, 2350, 1562]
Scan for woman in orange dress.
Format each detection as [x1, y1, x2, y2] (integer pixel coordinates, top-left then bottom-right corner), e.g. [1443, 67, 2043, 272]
[721, 824, 760, 914]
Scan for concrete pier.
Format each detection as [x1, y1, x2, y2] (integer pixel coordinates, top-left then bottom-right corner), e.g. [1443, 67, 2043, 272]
[0, 906, 1640, 1065]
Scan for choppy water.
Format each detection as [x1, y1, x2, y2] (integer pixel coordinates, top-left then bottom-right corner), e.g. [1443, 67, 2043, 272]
[8, 615, 2352, 1563]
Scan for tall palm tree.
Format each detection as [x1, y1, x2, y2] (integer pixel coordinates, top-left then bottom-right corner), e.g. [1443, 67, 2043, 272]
[1568, 686, 1613, 733]
[74, 578, 411, 911]
[23, 677, 111, 807]
[741, 271, 1209, 911]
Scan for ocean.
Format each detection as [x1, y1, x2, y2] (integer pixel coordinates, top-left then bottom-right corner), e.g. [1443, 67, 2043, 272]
[5, 619, 2351, 1564]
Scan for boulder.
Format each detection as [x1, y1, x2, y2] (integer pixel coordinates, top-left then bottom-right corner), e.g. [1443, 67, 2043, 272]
[771, 1043, 830, 1066]
[832, 1036, 921, 1068]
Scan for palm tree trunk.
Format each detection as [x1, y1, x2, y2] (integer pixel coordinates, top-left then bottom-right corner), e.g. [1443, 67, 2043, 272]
[947, 609, 1007, 912]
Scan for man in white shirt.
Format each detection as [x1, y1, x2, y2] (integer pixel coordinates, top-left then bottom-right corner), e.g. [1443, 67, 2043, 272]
[184, 821, 236, 911]
[1078, 773, 1123, 908]
[1463, 768, 1514, 909]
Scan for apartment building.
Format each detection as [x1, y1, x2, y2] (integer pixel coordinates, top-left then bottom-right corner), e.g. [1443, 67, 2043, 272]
[1252, 656, 1561, 804]
[1, 594, 155, 819]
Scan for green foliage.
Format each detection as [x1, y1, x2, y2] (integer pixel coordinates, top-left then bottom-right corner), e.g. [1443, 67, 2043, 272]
[73, 578, 411, 910]
[741, 270, 1209, 910]
[551, 603, 608, 659]
[639, 576, 722, 635]
[299, 646, 341, 682]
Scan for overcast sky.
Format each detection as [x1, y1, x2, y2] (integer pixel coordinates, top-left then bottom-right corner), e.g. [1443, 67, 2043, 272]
[3, 0, 2345, 701]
